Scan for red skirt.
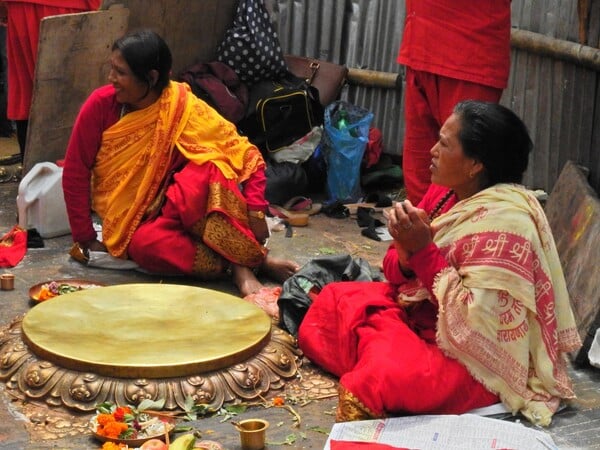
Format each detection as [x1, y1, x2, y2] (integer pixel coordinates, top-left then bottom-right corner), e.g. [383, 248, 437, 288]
[298, 281, 499, 420]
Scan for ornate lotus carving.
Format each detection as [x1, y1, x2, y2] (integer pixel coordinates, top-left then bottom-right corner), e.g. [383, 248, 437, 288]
[0, 316, 302, 412]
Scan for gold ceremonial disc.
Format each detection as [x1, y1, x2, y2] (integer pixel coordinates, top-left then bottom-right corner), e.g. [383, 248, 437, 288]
[21, 283, 272, 378]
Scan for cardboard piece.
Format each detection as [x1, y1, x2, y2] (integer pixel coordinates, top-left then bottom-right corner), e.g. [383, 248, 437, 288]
[545, 161, 600, 366]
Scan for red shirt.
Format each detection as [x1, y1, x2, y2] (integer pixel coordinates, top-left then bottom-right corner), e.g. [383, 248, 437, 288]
[397, 0, 511, 89]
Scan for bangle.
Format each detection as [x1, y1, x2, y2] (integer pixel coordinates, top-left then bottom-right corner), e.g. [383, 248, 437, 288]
[248, 210, 265, 219]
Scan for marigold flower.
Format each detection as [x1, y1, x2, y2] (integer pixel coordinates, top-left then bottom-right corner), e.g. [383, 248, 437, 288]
[114, 406, 132, 421]
[101, 443, 125, 450]
[98, 420, 129, 439]
[96, 413, 116, 426]
[272, 396, 285, 406]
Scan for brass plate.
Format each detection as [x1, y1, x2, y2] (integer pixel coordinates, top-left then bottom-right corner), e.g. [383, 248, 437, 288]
[90, 412, 175, 446]
[29, 279, 106, 302]
[22, 283, 272, 378]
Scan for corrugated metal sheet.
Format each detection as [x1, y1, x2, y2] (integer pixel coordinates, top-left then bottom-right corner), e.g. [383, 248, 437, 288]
[272, 0, 600, 195]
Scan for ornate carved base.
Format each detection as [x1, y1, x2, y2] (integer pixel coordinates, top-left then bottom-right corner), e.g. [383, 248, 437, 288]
[0, 315, 302, 412]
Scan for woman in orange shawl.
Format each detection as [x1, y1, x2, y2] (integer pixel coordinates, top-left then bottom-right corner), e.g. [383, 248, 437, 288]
[298, 101, 581, 426]
[63, 30, 298, 296]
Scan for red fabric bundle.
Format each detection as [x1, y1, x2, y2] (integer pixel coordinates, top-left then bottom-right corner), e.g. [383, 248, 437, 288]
[0, 226, 27, 267]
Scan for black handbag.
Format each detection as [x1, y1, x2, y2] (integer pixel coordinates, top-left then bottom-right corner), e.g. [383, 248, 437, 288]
[238, 73, 324, 155]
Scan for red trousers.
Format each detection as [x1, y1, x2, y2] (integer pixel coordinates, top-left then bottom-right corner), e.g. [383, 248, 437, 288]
[5, 2, 96, 119]
[402, 68, 503, 204]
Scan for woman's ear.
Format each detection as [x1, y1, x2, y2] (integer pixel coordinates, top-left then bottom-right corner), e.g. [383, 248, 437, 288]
[148, 69, 159, 87]
[469, 160, 485, 179]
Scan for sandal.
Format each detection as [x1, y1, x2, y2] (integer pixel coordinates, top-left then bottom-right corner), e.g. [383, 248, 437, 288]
[283, 196, 322, 216]
[321, 201, 350, 219]
[268, 205, 310, 227]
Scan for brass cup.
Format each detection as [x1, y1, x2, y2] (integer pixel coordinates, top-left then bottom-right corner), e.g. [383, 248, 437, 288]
[1, 273, 15, 290]
[238, 419, 269, 450]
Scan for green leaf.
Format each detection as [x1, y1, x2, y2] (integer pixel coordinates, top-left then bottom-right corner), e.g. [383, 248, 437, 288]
[184, 396, 196, 412]
[268, 433, 298, 446]
[224, 404, 247, 414]
[308, 426, 330, 434]
[138, 398, 165, 412]
[95, 401, 115, 414]
[318, 247, 336, 255]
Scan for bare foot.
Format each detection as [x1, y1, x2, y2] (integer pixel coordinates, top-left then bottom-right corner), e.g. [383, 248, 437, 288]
[231, 264, 263, 297]
[260, 255, 300, 283]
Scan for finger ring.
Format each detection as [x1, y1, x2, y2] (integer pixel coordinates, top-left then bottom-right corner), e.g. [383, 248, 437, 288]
[402, 222, 413, 230]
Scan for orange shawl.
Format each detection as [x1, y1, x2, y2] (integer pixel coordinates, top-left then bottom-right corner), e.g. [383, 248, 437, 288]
[92, 81, 264, 257]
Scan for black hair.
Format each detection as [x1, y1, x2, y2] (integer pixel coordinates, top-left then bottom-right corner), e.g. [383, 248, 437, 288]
[453, 100, 533, 187]
[112, 29, 172, 94]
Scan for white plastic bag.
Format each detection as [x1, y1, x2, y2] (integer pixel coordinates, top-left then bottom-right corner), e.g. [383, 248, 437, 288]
[16, 162, 70, 238]
[588, 328, 600, 368]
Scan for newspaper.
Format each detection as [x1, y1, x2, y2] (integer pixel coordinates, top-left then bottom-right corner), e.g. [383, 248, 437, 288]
[324, 414, 558, 450]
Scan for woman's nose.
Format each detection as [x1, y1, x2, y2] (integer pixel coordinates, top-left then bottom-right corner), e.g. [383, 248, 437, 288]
[430, 142, 439, 156]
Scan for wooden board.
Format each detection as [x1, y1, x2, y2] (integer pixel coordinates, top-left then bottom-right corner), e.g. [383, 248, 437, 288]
[24, 6, 129, 172]
[545, 160, 600, 365]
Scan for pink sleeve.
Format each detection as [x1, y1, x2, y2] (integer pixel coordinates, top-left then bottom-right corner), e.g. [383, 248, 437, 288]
[242, 168, 268, 211]
[382, 244, 411, 285]
[409, 242, 449, 300]
[62, 86, 119, 243]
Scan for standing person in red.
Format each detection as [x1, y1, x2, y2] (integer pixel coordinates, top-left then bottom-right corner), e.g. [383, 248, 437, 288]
[397, 0, 511, 205]
[0, 0, 101, 161]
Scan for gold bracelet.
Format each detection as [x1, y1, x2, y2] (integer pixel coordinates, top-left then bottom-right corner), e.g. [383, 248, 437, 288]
[248, 210, 265, 219]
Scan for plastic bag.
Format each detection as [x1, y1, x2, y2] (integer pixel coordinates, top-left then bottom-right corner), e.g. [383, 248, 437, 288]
[322, 101, 374, 203]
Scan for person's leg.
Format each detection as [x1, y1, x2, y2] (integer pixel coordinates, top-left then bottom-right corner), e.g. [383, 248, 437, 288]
[337, 302, 499, 420]
[402, 68, 440, 205]
[0, 27, 13, 138]
[298, 282, 399, 378]
[15, 120, 27, 157]
[130, 162, 297, 295]
[433, 76, 503, 126]
[128, 200, 226, 277]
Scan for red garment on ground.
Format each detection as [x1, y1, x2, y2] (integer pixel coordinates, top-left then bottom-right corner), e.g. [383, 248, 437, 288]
[4, 0, 101, 120]
[0, 226, 27, 267]
[298, 185, 499, 417]
[396, 0, 510, 205]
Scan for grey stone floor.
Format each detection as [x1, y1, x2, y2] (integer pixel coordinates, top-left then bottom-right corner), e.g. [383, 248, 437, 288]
[1, 176, 600, 449]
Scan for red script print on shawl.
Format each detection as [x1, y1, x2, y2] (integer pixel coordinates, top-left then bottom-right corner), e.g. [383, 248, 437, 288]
[443, 230, 560, 363]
